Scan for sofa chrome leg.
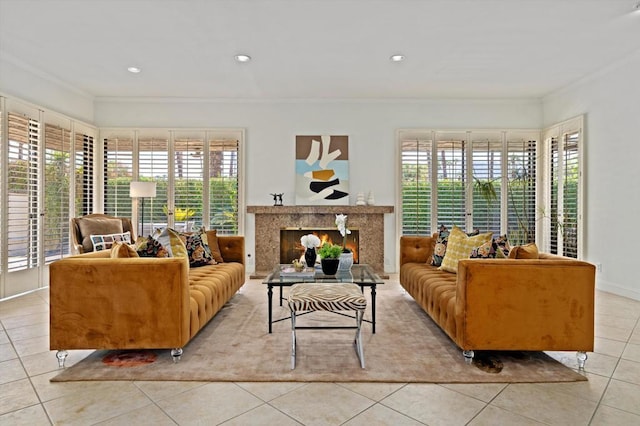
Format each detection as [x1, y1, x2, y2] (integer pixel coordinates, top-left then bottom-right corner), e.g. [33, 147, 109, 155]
[576, 351, 588, 370]
[463, 350, 475, 364]
[291, 311, 297, 370]
[56, 350, 68, 368]
[171, 348, 183, 363]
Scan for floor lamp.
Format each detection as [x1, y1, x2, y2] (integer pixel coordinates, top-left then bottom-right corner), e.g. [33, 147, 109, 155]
[129, 181, 157, 238]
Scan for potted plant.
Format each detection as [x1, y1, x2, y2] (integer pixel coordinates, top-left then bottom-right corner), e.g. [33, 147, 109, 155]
[335, 214, 353, 270]
[318, 242, 343, 275]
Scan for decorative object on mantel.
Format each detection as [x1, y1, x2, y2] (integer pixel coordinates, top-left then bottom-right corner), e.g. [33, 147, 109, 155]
[318, 242, 342, 275]
[295, 135, 350, 205]
[367, 190, 375, 205]
[336, 214, 354, 271]
[270, 193, 284, 206]
[300, 233, 321, 267]
[355, 192, 366, 206]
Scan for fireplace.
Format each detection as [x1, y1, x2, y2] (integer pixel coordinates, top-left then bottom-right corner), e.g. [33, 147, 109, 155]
[280, 228, 359, 264]
[247, 205, 394, 277]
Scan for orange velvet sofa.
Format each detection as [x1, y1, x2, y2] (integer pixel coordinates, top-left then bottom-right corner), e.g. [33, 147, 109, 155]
[399, 235, 596, 368]
[49, 233, 245, 366]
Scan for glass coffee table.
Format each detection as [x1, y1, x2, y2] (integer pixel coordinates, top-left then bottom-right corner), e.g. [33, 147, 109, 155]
[262, 264, 384, 333]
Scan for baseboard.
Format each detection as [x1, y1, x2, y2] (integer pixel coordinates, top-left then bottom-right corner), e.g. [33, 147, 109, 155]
[596, 278, 640, 301]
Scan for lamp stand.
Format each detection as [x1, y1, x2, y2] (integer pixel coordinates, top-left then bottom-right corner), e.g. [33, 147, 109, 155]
[140, 197, 146, 237]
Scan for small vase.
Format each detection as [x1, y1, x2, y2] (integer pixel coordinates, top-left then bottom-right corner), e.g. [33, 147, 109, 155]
[304, 248, 317, 267]
[320, 258, 340, 275]
[338, 251, 353, 271]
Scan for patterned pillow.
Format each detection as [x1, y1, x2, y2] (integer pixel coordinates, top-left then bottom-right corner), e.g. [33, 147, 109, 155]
[440, 226, 493, 273]
[470, 240, 497, 258]
[470, 235, 511, 259]
[494, 235, 511, 258]
[153, 228, 188, 258]
[136, 236, 170, 258]
[178, 228, 215, 267]
[90, 231, 131, 252]
[431, 224, 450, 267]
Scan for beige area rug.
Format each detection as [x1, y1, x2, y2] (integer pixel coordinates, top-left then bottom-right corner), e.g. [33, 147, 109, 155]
[51, 280, 586, 383]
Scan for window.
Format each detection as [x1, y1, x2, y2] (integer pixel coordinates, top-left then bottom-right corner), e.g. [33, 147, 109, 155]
[75, 132, 94, 217]
[544, 116, 582, 258]
[1, 96, 96, 299]
[44, 121, 71, 263]
[209, 137, 240, 234]
[138, 133, 168, 236]
[401, 138, 432, 235]
[7, 112, 40, 272]
[103, 135, 133, 218]
[435, 132, 467, 230]
[101, 128, 244, 236]
[399, 129, 540, 244]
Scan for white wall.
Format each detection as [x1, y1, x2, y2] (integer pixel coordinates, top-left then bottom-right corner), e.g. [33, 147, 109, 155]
[543, 50, 640, 300]
[0, 56, 94, 123]
[95, 98, 542, 272]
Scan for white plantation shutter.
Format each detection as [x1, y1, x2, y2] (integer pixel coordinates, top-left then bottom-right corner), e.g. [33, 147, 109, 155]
[546, 119, 582, 258]
[561, 131, 579, 258]
[7, 112, 40, 271]
[505, 132, 538, 245]
[173, 133, 204, 229]
[75, 132, 94, 217]
[138, 134, 169, 236]
[435, 132, 467, 230]
[400, 137, 432, 235]
[471, 133, 502, 235]
[44, 122, 71, 262]
[103, 136, 133, 217]
[208, 138, 239, 234]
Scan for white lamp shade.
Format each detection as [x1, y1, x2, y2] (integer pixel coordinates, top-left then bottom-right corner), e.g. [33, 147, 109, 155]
[129, 181, 157, 198]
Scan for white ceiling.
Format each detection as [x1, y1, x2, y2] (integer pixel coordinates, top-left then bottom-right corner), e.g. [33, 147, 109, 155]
[1, 0, 639, 100]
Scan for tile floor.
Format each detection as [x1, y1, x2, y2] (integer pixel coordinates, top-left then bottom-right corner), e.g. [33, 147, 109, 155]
[1, 276, 639, 425]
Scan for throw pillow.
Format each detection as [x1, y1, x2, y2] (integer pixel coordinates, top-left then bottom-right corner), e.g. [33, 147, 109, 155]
[470, 240, 497, 259]
[136, 235, 170, 258]
[110, 241, 139, 258]
[205, 229, 224, 263]
[178, 228, 215, 267]
[78, 217, 123, 252]
[508, 243, 539, 259]
[494, 234, 511, 258]
[153, 228, 188, 258]
[90, 231, 132, 252]
[440, 226, 493, 273]
[431, 224, 449, 267]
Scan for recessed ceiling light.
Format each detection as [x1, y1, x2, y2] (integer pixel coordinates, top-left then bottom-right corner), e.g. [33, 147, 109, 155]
[390, 54, 405, 62]
[234, 54, 251, 63]
[127, 66, 141, 73]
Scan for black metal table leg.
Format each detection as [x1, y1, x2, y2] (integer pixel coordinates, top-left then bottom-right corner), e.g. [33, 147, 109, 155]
[268, 284, 273, 333]
[371, 284, 377, 334]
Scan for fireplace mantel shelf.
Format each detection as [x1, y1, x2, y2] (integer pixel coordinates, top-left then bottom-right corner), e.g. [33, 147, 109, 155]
[247, 205, 393, 214]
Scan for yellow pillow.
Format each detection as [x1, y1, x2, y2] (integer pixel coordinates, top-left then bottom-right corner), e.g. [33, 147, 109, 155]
[508, 243, 539, 259]
[440, 226, 493, 273]
[110, 241, 139, 258]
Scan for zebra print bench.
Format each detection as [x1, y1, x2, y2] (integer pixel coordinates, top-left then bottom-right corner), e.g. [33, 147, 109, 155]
[287, 283, 367, 369]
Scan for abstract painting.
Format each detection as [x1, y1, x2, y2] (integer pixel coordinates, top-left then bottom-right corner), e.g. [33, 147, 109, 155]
[295, 135, 349, 205]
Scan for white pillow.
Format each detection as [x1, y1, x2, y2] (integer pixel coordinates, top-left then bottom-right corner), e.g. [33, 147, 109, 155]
[90, 231, 132, 252]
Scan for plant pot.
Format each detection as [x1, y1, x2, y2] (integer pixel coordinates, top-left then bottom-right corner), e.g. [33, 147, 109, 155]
[320, 258, 340, 275]
[338, 251, 353, 271]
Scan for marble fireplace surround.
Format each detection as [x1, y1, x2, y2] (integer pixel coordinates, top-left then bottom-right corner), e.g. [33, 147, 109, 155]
[247, 205, 393, 278]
